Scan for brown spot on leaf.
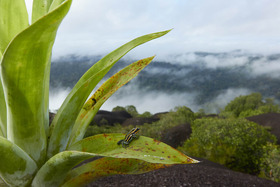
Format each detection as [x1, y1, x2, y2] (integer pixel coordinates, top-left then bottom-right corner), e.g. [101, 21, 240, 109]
[153, 139, 161, 145]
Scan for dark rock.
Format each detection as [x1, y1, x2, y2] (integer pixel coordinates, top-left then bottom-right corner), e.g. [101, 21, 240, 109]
[89, 158, 279, 187]
[122, 113, 162, 127]
[160, 123, 192, 148]
[246, 113, 280, 144]
[49, 112, 56, 125]
[91, 110, 132, 126]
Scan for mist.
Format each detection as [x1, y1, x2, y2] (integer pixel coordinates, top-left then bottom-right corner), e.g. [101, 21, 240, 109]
[49, 51, 280, 114]
[49, 83, 252, 114]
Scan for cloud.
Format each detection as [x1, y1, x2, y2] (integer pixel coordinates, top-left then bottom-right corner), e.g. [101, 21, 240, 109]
[49, 87, 71, 112]
[250, 57, 280, 78]
[25, 0, 280, 58]
[204, 88, 252, 113]
[100, 84, 200, 114]
[100, 84, 253, 114]
[163, 51, 250, 68]
[48, 81, 253, 115]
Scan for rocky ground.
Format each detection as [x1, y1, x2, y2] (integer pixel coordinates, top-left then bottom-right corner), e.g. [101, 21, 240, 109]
[88, 157, 279, 187]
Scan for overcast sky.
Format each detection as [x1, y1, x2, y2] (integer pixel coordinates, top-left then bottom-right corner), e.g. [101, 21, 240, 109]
[24, 0, 280, 59]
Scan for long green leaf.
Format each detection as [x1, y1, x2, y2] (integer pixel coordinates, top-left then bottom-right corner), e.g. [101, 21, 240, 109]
[0, 137, 37, 187]
[0, 0, 29, 138]
[32, 0, 67, 23]
[0, 0, 29, 58]
[34, 133, 197, 187]
[67, 56, 155, 147]
[62, 157, 169, 187]
[48, 30, 171, 158]
[0, 82, 5, 138]
[0, 0, 72, 166]
[68, 133, 199, 164]
[32, 0, 52, 23]
[31, 151, 96, 187]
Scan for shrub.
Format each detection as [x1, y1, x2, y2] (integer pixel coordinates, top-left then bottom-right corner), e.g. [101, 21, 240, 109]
[259, 143, 280, 182]
[112, 105, 152, 117]
[220, 93, 280, 118]
[84, 124, 133, 138]
[179, 118, 277, 174]
[140, 106, 195, 140]
[87, 106, 195, 141]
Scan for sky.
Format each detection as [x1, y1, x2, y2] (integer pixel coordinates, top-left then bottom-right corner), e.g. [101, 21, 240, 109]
[23, 0, 280, 113]
[25, 0, 280, 60]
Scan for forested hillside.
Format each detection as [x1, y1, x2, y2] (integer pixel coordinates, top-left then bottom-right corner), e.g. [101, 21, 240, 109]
[50, 52, 280, 105]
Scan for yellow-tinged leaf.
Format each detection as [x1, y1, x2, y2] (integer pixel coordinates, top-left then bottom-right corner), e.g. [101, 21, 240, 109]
[32, 151, 96, 187]
[68, 133, 199, 165]
[67, 56, 155, 147]
[62, 157, 169, 187]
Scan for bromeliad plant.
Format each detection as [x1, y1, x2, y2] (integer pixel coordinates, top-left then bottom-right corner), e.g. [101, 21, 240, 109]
[0, 0, 198, 186]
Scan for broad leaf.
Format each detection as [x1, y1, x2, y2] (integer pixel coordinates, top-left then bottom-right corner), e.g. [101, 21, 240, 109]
[32, 0, 67, 23]
[0, 137, 37, 187]
[67, 56, 155, 147]
[32, 151, 96, 187]
[0, 0, 29, 138]
[49, 0, 68, 12]
[0, 0, 72, 166]
[0, 0, 29, 57]
[62, 157, 169, 187]
[48, 30, 171, 158]
[68, 134, 199, 164]
[0, 81, 5, 138]
[32, 0, 53, 23]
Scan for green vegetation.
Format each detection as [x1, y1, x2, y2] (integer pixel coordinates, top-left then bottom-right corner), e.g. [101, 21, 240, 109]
[259, 143, 280, 182]
[140, 106, 195, 140]
[179, 118, 276, 175]
[84, 124, 131, 138]
[112, 105, 152, 117]
[86, 106, 195, 140]
[0, 1, 197, 186]
[220, 92, 280, 118]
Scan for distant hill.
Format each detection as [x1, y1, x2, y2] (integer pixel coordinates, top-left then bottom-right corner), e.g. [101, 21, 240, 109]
[50, 51, 280, 106]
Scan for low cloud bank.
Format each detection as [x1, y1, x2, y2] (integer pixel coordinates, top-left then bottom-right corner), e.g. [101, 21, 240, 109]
[49, 84, 252, 114]
[49, 51, 280, 114]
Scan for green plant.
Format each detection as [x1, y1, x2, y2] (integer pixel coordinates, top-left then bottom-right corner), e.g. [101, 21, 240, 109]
[0, 1, 198, 186]
[259, 143, 280, 182]
[179, 118, 276, 174]
[220, 93, 280, 118]
[140, 106, 195, 140]
[112, 105, 152, 117]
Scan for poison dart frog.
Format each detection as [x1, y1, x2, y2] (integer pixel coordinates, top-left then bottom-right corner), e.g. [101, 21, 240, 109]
[117, 127, 140, 148]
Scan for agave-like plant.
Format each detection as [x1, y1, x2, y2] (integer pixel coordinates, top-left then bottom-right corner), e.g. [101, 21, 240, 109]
[0, 0, 198, 186]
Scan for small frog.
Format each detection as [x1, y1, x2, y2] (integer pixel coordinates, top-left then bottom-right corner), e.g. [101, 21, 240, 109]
[117, 127, 140, 148]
